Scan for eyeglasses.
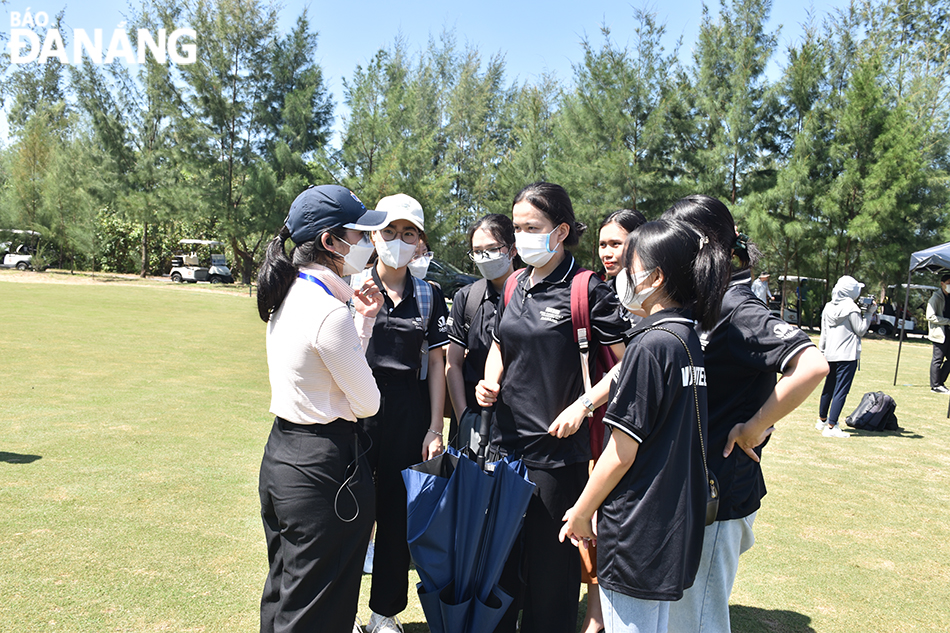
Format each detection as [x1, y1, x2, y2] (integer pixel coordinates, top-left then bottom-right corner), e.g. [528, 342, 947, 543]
[336, 232, 371, 248]
[467, 244, 509, 262]
[413, 251, 433, 261]
[379, 226, 420, 244]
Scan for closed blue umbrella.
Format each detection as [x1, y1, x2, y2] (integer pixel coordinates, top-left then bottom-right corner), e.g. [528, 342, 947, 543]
[403, 432, 534, 633]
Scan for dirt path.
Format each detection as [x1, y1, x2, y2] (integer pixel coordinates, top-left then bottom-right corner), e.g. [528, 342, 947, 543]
[0, 269, 254, 297]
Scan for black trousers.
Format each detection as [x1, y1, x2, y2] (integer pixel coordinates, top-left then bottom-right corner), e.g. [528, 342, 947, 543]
[494, 462, 588, 633]
[360, 375, 429, 617]
[931, 340, 950, 388]
[259, 418, 375, 633]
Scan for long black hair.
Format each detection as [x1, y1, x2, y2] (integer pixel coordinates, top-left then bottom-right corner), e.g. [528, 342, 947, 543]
[513, 182, 586, 247]
[600, 208, 646, 234]
[256, 225, 348, 322]
[661, 194, 762, 271]
[622, 219, 729, 331]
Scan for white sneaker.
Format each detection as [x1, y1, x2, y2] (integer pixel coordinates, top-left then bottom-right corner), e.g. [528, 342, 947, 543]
[822, 424, 850, 438]
[815, 419, 828, 431]
[362, 540, 374, 574]
[353, 616, 364, 633]
[367, 612, 404, 633]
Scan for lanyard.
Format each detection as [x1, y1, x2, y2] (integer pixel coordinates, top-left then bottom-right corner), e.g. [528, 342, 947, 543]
[297, 272, 334, 297]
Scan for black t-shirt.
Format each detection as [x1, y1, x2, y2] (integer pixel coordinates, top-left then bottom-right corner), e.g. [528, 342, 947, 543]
[491, 255, 630, 468]
[446, 280, 501, 391]
[701, 270, 814, 521]
[596, 309, 707, 601]
[365, 267, 449, 378]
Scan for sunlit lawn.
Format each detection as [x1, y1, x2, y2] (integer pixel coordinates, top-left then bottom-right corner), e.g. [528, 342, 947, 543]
[1, 270, 948, 631]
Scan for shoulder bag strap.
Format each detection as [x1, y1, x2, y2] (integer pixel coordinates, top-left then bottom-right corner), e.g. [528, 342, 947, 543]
[643, 326, 714, 504]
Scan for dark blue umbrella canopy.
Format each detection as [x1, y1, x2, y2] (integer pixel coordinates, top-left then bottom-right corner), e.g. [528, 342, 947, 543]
[403, 447, 534, 633]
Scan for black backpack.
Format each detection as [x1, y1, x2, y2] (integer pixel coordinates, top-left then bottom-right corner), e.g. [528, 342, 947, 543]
[845, 391, 899, 431]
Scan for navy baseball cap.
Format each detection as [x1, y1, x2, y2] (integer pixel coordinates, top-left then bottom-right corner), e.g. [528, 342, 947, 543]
[284, 185, 389, 243]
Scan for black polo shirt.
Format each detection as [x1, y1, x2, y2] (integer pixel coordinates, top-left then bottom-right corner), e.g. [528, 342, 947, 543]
[491, 255, 630, 468]
[365, 267, 449, 379]
[596, 309, 707, 601]
[701, 270, 814, 521]
[446, 280, 500, 388]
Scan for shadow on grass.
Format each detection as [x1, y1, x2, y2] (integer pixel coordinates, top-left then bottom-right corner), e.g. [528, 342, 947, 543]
[845, 427, 924, 439]
[0, 452, 42, 464]
[730, 604, 815, 633]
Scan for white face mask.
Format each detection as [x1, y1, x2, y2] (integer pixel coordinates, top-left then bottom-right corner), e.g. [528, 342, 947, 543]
[615, 267, 657, 313]
[474, 251, 511, 281]
[334, 235, 375, 277]
[407, 252, 432, 279]
[515, 230, 558, 268]
[374, 232, 416, 269]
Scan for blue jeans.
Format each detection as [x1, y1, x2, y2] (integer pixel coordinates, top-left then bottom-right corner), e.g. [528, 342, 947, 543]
[666, 512, 756, 633]
[600, 588, 670, 633]
[818, 360, 858, 425]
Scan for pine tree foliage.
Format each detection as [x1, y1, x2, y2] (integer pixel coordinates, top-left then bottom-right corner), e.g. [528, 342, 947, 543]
[0, 0, 946, 295]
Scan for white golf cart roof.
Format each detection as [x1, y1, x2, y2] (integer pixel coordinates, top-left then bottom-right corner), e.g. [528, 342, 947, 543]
[1, 229, 41, 236]
[1, 230, 40, 251]
[778, 275, 828, 283]
[179, 239, 225, 247]
[888, 283, 938, 292]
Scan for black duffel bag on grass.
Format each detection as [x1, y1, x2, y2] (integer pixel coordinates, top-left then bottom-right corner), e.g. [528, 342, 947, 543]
[845, 391, 899, 431]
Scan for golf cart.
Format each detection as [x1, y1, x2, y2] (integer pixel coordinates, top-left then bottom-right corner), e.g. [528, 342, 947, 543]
[874, 284, 936, 337]
[0, 229, 42, 270]
[169, 239, 234, 284]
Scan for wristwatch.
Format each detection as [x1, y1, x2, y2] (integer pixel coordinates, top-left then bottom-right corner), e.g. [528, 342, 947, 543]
[579, 395, 595, 415]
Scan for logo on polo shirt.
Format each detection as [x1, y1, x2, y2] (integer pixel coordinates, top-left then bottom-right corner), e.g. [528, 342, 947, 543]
[412, 317, 424, 330]
[773, 322, 796, 340]
[681, 366, 707, 387]
[540, 307, 568, 324]
[438, 316, 447, 332]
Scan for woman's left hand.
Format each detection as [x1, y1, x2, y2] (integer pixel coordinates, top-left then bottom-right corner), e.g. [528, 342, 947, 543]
[422, 432, 444, 461]
[548, 400, 587, 438]
[723, 420, 774, 462]
[559, 505, 596, 548]
[353, 278, 383, 318]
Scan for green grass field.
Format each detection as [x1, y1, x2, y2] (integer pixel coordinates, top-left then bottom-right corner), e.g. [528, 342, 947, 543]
[1, 270, 948, 632]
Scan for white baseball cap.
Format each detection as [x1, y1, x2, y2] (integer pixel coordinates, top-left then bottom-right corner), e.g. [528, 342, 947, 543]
[375, 193, 425, 231]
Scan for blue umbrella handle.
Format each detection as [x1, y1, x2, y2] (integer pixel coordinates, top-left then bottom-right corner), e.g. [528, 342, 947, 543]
[476, 407, 493, 470]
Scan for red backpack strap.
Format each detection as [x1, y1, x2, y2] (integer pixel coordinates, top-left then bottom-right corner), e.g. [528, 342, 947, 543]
[503, 269, 526, 306]
[571, 269, 594, 352]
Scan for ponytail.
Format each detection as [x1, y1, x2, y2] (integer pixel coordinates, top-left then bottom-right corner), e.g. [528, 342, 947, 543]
[688, 231, 730, 330]
[257, 227, 297, 322]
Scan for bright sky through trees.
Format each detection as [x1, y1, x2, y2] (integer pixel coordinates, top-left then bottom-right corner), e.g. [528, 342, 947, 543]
[0, 0, 852, 143]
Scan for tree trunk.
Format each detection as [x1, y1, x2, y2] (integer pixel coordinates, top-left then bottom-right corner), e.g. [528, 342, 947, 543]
[140, 222, 149, 278]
